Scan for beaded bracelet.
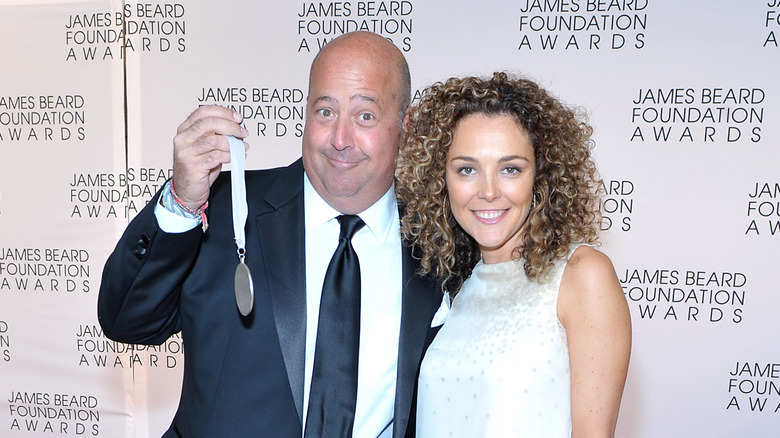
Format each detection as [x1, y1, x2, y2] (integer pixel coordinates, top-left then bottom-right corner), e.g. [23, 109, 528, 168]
[170, 179, 209, 232]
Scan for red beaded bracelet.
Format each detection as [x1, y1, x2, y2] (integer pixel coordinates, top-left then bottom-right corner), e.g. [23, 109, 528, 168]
[170, 179, 209, 232]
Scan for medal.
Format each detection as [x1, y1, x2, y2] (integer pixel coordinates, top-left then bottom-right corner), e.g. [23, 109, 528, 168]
[227, 132, 254, 316]
[235, 252, 254, 316]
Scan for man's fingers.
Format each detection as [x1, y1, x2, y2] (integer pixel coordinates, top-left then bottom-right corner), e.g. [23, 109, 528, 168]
[170, 105, 249, 209]
[177, 105, 244, 137]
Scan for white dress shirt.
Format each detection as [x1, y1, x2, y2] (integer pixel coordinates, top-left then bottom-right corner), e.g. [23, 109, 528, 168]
[303, 173, 402, 438]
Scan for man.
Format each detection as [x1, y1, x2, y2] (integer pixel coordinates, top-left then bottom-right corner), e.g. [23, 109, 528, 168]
[98, 31, 443, 437]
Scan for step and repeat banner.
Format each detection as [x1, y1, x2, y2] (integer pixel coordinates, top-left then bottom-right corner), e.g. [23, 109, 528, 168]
[0, 1, 777, 437]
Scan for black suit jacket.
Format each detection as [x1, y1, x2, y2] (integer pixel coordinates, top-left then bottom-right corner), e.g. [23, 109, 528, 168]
[98, 159, 442, 437]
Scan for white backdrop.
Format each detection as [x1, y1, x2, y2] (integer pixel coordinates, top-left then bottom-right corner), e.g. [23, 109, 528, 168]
[1, 1, 778, 437]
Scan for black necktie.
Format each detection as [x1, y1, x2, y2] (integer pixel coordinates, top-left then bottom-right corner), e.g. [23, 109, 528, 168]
[305, 214, 365, 438]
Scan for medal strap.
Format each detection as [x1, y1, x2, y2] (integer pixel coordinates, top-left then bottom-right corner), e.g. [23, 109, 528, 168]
[226, 134, 248, 261]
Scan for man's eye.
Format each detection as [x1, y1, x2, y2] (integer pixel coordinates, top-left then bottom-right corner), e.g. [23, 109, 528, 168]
[359, 113, 375, 122]
[318, 109, 333, 117]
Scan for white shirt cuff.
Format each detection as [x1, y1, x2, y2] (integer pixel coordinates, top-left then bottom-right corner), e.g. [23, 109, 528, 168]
[154, 200, 200, 233]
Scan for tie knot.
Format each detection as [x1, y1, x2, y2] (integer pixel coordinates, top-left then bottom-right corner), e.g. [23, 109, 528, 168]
[337, 214, 365, 240]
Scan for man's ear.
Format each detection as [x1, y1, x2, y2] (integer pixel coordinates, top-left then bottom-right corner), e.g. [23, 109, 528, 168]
[402, 110, 411, 133]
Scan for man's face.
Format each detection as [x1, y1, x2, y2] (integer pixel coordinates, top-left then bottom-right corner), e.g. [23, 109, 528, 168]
[301, 42, 403, 215]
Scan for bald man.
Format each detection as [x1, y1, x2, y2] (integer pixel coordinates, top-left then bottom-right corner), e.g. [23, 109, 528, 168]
[98, 31, 442, 438]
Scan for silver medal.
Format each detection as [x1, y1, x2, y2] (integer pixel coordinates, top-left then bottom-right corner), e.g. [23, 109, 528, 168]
[235, 259, 254, 316]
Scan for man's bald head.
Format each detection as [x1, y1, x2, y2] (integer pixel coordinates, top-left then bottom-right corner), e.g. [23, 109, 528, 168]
[309, 31, 411, 116]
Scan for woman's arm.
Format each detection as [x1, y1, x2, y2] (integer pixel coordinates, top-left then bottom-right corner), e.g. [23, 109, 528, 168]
[558, 245, 632, 438]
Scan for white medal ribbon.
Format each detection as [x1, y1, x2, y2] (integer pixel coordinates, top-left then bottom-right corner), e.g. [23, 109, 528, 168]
[227, 134, 254, 316]
[228, 134, 248, 249]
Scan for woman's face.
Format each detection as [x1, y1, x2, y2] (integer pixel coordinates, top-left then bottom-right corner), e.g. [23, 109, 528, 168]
[445, 113, 535, 264]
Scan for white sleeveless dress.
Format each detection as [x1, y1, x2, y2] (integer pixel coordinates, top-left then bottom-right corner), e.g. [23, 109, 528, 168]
[416, 247, 581, 437]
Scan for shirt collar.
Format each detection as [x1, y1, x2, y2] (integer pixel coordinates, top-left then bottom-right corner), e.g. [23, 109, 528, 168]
[303, 171, 398, 243]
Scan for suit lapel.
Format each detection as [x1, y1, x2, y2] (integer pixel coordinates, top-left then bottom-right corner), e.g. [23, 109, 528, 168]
[254, 160, 307, 425]
[394, 243, 441, 438]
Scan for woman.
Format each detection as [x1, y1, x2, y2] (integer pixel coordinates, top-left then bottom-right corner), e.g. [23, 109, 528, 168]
[396, 72, 631, 437]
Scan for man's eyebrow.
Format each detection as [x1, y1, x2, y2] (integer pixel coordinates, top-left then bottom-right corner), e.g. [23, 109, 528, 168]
[310, 94, 382, 111]
[312, 94, 380, 105]
[312, 95, 336, 105]
[352, 94, 379, 105]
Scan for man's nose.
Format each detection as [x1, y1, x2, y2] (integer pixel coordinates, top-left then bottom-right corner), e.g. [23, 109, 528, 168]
[331, 116, 353, 151]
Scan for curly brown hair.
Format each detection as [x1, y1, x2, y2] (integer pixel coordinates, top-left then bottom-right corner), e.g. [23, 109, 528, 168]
[396, 72, 602, 294]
